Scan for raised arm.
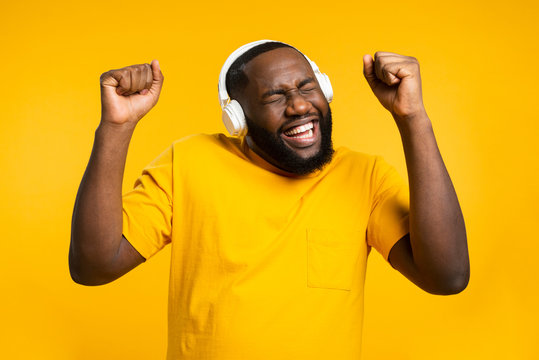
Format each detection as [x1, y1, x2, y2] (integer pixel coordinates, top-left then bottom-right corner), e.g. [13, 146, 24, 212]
[363, 52, 469, 295]
[69, 60, 164, 285]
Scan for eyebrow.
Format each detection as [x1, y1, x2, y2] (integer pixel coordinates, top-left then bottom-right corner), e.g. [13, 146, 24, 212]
[261, 77, 315, 99]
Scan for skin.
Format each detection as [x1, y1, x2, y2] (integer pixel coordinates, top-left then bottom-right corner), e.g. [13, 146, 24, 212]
[249, 53, 325, 159]
[71, 48, 470, 295]
[235, 47, 332, 174]
[69, 61, 163, 285]
[362, 52, 470, 294]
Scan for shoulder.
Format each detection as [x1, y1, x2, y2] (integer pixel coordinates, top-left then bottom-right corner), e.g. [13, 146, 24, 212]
[171, 133, 243, 156]
[327, 148, 404, 192]
[140, 134, 239, 171]
[165, 133, 249, 175]
[330, 146, 380, 173]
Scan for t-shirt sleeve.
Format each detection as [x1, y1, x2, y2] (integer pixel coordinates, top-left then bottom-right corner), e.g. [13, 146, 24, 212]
[366, 156, 410, 263]
[122, 145, 173, 260]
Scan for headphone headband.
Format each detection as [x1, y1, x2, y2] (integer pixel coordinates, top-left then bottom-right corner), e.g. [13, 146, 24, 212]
[218, 40, 282, 108]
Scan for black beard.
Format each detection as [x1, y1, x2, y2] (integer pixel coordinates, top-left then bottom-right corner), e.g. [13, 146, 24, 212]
[245, 108, 334, 175]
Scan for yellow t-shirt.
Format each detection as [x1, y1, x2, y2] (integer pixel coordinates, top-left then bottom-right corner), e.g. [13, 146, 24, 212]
[122, 133, 409, 360]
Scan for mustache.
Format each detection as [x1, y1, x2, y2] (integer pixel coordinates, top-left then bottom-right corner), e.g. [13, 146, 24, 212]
[278, 112, 321, 133]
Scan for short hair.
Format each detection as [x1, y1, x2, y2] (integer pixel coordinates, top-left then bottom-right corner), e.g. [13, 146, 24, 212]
[225, 42, 295, 99]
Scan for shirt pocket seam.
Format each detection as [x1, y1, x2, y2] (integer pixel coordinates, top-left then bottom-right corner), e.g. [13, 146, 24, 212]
[306, 228, 361, 291]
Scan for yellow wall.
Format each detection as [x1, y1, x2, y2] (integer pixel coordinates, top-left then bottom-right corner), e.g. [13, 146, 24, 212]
[2, 0, 537, 358]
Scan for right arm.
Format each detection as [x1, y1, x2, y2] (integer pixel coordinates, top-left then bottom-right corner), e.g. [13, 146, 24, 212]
[69, 60, 164, 285]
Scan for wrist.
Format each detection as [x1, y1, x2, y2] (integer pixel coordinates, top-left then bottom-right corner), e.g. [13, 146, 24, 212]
[97, 119, 137, 135]
[393, 110, 432, 136]
[95, 120, 136, 152]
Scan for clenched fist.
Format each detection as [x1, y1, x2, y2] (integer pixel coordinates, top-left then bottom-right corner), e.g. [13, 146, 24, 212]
[363, 52, 426, 125]
[100, 60, 164, 126]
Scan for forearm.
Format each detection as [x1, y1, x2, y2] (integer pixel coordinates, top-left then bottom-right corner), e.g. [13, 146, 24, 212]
[397, 112, 469, 293]
[69, 121, 135, 283]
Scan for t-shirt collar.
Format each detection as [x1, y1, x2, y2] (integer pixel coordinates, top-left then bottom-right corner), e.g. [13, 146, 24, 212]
[240, 136, 323, 179]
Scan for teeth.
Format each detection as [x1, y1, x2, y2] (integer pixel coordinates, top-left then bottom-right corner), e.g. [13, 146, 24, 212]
[284, 121, 314, 136]
[293, 129, 313, 139]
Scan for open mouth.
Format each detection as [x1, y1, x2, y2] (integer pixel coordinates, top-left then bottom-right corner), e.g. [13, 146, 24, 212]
[283, 121, 314, 139]
[281, 120, 319, 148]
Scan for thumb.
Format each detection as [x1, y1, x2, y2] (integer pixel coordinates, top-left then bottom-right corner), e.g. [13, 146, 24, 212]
[150, 59, 164, 93]
[362, 54, 379, 90]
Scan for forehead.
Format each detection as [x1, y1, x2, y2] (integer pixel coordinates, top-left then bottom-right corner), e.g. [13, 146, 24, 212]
[243, 47, 314, 90]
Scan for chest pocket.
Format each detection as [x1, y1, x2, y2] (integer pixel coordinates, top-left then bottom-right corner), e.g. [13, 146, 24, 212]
[307, 228, 362, 291]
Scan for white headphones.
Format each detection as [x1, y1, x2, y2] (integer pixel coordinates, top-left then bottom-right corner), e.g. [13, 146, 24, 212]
[218, 40, 333, 137]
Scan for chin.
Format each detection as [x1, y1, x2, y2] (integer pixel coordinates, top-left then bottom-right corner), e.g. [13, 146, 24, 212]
[246, 108, 334, 175]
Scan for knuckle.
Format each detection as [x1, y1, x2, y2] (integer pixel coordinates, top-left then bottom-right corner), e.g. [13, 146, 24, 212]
[123, 66, 134, 75]
[99, 71, 109, 83]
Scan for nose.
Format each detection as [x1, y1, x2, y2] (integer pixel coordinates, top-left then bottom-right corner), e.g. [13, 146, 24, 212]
[285, 91, 312, 117]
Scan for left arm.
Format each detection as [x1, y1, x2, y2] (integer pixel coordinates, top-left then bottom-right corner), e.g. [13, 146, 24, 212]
[363, 52, 470, 295]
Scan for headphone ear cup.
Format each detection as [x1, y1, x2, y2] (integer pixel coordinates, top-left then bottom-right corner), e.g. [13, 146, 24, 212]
[222, 100, 247, 136]
[316, 73, 333, 103]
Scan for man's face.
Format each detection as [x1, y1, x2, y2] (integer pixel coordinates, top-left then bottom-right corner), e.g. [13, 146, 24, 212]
[237, 47, 334, 175]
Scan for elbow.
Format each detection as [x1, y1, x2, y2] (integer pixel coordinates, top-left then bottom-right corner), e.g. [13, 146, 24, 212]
[422, 243, 471, 295]
[69, 263, 93, 286]
[68, 256, 95, 286]
[68, 250, 112, 286]
[69, 266, 112, 286]
[70, 269, 92, 286]
[435, 272, 469, 295]
[426, 266, 470, 295]
[68, 248, 85, 285]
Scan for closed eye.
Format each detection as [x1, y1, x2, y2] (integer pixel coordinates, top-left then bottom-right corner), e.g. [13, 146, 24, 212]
[261, 89, 285, 104]
[299, 77, 317, 94]
[263, 94, 285, 104]
[261, 77, 317, 104]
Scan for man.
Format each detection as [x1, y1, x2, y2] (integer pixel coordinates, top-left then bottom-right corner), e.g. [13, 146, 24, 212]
[70, 41, 469, 359]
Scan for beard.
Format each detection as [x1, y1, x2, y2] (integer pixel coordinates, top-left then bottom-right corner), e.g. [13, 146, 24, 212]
[245, 107, 334, 175]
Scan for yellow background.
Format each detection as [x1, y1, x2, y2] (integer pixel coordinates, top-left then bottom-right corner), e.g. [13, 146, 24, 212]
[1, 0, 537, 358]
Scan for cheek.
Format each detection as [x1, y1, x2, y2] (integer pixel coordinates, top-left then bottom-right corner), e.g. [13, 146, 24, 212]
[312, 97, 330, 117]
[311, 91, 329, 108]
[255, 107, 285, 132]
